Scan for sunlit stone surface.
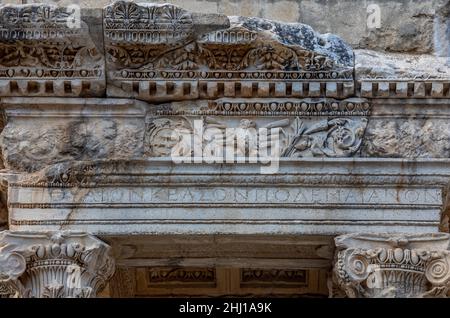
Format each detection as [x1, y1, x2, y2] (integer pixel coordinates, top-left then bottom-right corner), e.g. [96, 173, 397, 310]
[0, 1, 449, 298]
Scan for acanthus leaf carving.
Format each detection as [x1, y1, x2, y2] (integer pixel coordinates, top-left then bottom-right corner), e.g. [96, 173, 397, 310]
[0, 231, 115, 298]
[333, 233, 450, 298]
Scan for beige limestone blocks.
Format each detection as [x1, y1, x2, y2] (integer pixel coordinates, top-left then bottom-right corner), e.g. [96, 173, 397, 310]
[3, 0, 449, 55]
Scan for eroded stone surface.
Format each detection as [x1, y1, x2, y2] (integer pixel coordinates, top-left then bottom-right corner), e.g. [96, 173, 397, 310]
[6, 158, 446, 235]
[4, 0, 448, 55]
[362, 119, 450, 158]
[0, 0, 449, 298]
[0, 98, 146, 172]
[356, 49, 450, 80]
[0, 97, 371, 173]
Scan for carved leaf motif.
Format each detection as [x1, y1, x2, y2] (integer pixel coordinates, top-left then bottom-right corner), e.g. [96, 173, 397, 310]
[73, 287, 93, 298]
[42, 284, 65, 298]
[113, 1, 141, 20]
[282, 117, 305, 156]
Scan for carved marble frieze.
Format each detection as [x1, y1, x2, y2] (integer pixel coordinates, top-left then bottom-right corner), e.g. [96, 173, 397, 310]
[103, 1, 354, 101]
[0, 98, 146, 172]
[144, 98, 369, 160]
[5, 96, 450, 173]
[0, 97, 370, 173]
[0, 4, 105, 97]
[361, 99, 450, 158]
[0, 1, 448, 101]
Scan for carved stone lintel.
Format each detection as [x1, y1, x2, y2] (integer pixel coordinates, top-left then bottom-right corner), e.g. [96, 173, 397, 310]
[332, 233, 450, 298]
[0, 231, 115, 298]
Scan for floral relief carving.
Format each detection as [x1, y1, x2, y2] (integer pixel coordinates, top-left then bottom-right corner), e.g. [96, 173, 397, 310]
[103, 1, 354, 101]
[143, 115, 368, 159]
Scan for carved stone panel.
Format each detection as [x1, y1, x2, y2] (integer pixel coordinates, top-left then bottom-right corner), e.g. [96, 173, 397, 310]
[143, 98, 370, 160]
[6, 158, 446, 235]
[103, 1, 354, 101]
[0, 4, 105, 97]
[131, 266, 327, 297]
[361, 99, 450, 158]
[0, 98, 146, 172]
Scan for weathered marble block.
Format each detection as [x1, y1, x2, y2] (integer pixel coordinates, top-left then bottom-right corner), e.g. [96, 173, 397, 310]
[6, 158, 448, 235]
[104, 1, 354, 102]
[0, 98, 146, 172]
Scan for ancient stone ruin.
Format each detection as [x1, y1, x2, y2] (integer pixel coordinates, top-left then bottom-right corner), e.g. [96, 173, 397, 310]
[0, 1, 449, 298]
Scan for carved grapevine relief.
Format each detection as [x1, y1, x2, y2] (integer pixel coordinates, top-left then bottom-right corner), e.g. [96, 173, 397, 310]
[282, 117, 367, 157]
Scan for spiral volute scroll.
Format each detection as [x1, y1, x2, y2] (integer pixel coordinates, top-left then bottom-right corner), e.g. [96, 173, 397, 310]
[0, 252, 27, 281]
[425, 253, 450, 286]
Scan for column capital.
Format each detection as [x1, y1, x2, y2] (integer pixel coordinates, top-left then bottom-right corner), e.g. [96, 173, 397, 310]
[333, 233, 450, 298]
[0, 231, 115, 298]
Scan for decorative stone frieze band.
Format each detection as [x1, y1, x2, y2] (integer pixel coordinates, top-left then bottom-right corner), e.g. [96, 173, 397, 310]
[103, 1, 354, 101]
[333, 233, 450, 298]
[0, 2, 448, 100]
[0, 4, 105, 97]
[0, 231, 115, 298]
